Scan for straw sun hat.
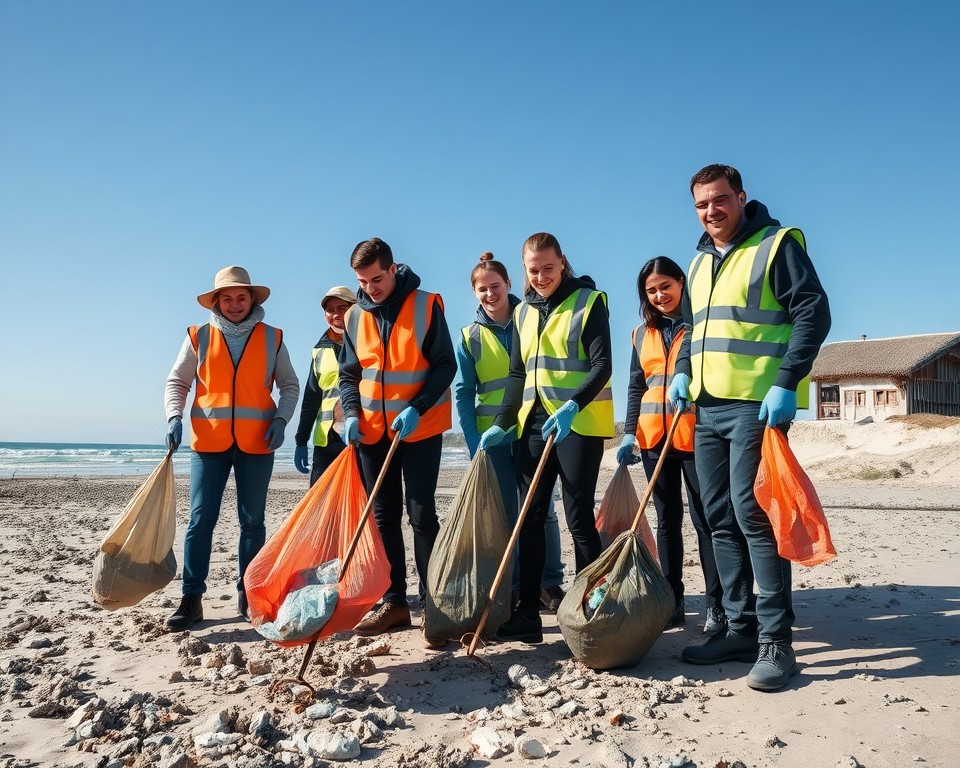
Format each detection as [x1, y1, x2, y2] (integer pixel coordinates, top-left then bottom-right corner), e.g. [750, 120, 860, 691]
[196, 265, 271, 309]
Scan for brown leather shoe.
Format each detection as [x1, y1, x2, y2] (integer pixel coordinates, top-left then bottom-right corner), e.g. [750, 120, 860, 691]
[421, 623, 448, 650]
[354, 602, 412, 637]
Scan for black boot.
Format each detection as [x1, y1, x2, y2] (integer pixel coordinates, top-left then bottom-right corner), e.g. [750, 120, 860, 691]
[166, 595, 203, 630]
[238, 591, 249, 621]
[495, 608, 543, 644]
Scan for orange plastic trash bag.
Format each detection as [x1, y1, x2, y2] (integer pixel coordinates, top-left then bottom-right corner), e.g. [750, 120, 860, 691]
[754, 427, 837, 567]
[243, 446, 390, 646]
[595, 463, 658, 562]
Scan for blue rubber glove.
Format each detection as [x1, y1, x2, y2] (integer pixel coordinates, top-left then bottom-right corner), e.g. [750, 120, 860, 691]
[343, 416, 361, 445]
[294, 446, 309, 474]
[265, 417, 286, 451]
[165, 416, 182, 452]
[667, 373, 691, 412]
[542, 400, 579, 444]
[616, 434, 637, 465]
[758, 385, 797, 426]
[478, 425, 507, 451]
[392, 406, 420, 440]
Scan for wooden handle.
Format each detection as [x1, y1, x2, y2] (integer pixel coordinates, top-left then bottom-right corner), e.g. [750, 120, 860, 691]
[629, 412, 683, 534]
[467, 433, 555, 656]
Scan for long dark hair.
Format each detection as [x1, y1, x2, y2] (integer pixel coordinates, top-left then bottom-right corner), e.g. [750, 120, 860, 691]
[637, 256, 686, 329]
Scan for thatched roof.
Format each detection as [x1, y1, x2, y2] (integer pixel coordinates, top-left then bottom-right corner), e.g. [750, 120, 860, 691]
[811, 332, 960, 380]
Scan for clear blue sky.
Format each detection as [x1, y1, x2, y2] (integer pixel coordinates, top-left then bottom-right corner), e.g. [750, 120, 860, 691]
[2, 2, 957, 444]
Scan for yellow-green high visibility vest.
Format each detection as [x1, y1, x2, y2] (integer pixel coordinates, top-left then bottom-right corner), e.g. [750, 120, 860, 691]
[461, 323, 510, 433]
[688, 226, 810, 408]
[310, 345, 341, 447]
[515, 288, 615, 438]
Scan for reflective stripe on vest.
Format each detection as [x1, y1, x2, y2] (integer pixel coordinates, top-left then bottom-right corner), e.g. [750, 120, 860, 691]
[343, 290, 452, 443]
[688, 226, 810, 408]
[188, 322, 281, 454]
[461, 322, 511, 433]
[514, 288, 614, 438]
[633, 326, 695, 451]
[310, 345, 341, 448]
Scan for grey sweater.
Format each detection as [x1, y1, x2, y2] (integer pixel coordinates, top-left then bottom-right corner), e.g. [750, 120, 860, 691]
[164, 305, 300, 424]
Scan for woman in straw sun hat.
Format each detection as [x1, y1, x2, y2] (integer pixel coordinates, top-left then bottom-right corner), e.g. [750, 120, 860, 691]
[163, 265, 300, 630]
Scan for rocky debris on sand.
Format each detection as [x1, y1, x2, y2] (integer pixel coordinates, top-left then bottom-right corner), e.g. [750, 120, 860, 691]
[469, 726, 512, 758]
[515, 736, 548, 759]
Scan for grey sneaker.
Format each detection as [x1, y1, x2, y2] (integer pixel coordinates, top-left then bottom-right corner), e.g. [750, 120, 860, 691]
[681, 627, 758, 665]
[704, 605, 727, 634]
[746, 642, 799, 691]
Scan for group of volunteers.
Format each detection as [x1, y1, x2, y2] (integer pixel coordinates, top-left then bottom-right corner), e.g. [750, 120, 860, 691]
[160, 163, 831, 693]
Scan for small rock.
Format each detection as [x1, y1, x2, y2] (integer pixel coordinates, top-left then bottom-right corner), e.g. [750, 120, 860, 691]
[194, 732, 242, 749]
[247, 658, 271, 676]
[219, 663, 240, 679]
[65, 700, 97, 730]
[301, 729, 361, 761]
[607, 709, 625, 726]
[766, 735, 787, 748]
[470, 726, 511, 759]
[250, 674, 272, 686]
[556, 700, 579, 718]
[837, 758, 865, 768]
[467, 706, 491, 722]
[304, 702, 336, 720]
[515, 736, 547, 759]
[168, 670, 185, 683]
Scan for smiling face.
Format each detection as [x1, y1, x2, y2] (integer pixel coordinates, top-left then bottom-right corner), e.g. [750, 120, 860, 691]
[693, 177, 746, 249]
[644, 272, 683, 317]
[323, 299, 353, 331]
[523, 246, 565, 299]
[472, 269, 511, 322]
[216, 288, 254, 323]
[354, 261, 398, 304]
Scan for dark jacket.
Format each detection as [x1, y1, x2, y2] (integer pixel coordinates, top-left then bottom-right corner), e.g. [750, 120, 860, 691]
[676, 200, 831, 403]
[495, 274, 612, 430]
[294, 329, 342, 447]
[623, 313, 684, 436]
[339, 263, 457, 418]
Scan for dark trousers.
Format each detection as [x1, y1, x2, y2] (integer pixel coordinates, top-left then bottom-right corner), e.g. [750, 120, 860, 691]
[357, 433, 443, 606]
[514, 429, 604, 616]
[695, 401, 794, 642]
[183, 447, 274, 596]
[640, 450, 722, 609]
[309, 435, 347, 486]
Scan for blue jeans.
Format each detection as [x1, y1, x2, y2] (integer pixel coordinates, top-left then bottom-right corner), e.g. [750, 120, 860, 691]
[694, 401, 793, 642]
[183, 447, 275, 596]
[489, 444, 565, 590]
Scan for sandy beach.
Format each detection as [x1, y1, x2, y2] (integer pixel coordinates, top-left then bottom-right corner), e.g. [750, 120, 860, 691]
[1, 416, 958, 768]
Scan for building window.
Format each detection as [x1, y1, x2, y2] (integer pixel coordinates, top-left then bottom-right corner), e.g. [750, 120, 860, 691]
[875, 389, 899, 406]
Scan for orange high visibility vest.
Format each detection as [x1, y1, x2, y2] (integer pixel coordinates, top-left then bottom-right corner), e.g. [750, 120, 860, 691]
[188, 322, 282, 454]
[633, 325, 695, 452]
[343, 290, 451, 444]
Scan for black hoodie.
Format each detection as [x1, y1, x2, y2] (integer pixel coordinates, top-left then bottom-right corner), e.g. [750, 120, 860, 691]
[294, 329, 344, 447]
[338, 263, 457, 420]
[495, 274, 612, 432]
[676, 200, 831, 402]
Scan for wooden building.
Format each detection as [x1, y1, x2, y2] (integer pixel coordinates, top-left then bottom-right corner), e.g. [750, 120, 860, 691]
[810, 332, 960, 421]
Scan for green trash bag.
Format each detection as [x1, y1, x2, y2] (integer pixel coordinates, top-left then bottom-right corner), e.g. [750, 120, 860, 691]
[424, 450, 512, 641]
[557, 529, 674, 670]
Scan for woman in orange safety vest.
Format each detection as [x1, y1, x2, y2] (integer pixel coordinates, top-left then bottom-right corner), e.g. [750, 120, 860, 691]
[616, 256, 725, 634]
[162, 266, 300, 631]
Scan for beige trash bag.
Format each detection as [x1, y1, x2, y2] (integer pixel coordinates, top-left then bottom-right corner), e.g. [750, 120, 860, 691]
[595, 462, 658, 560]
[92, 452, 177, 610]
[424, 451, 512, 641]
[557, 529, 674, 670]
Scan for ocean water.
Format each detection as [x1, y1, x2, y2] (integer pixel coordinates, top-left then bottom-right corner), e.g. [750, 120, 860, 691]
[0, 442, 470, 479]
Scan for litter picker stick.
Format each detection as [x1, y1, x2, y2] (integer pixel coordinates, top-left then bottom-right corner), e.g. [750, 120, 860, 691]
[339, 431, 402, 577]
[293, 432, 402, 683]
[466, 432, 556, 658]
[628, 412, 683, 534]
